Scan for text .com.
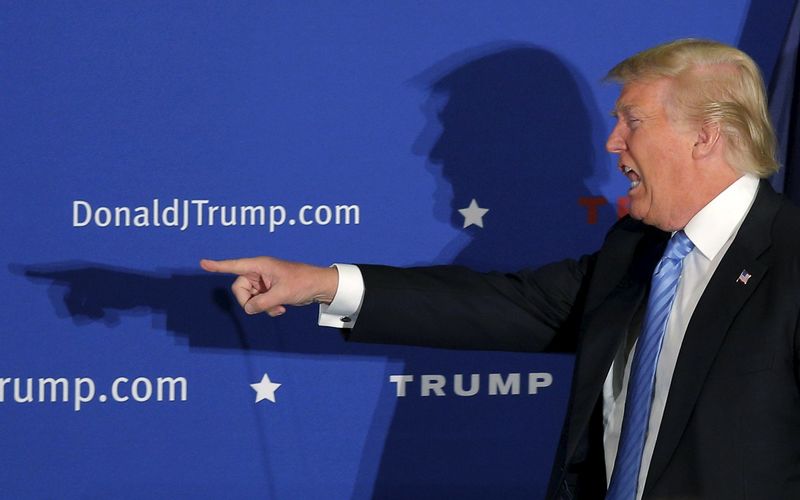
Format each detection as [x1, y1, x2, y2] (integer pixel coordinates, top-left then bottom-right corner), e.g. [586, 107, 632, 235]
[0, 376, 188, 412]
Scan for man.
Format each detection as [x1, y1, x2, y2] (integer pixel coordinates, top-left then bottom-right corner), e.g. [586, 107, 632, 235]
[201, 39, 800, 499]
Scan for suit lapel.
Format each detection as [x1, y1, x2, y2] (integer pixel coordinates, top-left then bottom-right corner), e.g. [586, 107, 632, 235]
[566, 278, 647, 462]
[644, 181, 780, 492]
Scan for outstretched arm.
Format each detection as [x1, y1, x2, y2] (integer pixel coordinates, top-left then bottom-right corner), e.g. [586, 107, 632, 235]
[200, 257, 339, 317]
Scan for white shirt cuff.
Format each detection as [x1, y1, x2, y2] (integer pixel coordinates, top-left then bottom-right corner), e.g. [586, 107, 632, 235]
[318, 264, 364, 329]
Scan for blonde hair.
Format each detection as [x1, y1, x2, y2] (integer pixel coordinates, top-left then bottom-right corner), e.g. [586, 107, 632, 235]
[606, 38, 778, 177]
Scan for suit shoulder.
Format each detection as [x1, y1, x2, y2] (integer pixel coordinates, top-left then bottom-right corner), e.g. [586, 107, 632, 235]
[772, 197, 800, 251]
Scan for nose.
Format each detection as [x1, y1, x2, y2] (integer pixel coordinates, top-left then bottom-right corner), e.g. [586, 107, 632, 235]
[606, 121, 627, 153]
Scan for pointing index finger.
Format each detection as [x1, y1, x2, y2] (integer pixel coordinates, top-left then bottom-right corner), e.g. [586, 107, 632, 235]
[200, 258, 255, 276]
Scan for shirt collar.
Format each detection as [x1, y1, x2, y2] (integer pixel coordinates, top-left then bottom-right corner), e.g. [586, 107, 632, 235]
[682, 174, 759, 261]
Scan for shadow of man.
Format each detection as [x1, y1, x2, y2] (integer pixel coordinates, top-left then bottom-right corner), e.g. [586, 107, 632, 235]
[16, 45, 615, 500]
[355, 45, 614, 500]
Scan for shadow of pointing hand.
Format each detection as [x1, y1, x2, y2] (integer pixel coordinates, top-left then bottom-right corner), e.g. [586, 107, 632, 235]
[13, 261, 332, 352]
[23, 263, 184, 325]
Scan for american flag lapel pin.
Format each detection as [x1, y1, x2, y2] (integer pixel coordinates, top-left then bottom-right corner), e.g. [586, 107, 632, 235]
[736, 269, 752, 285]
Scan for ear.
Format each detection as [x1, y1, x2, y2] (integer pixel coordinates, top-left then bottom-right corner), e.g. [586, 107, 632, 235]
[691, 120, 721, 160]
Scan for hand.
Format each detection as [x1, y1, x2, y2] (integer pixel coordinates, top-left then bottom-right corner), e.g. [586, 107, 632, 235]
[200, 257, 338, 317]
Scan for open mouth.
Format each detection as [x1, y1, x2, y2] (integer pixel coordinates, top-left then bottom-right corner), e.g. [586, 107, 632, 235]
[623, 165, 641, 190]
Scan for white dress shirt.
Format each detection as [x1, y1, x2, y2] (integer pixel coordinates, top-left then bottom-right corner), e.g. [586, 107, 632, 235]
[318, 174, 760, 499]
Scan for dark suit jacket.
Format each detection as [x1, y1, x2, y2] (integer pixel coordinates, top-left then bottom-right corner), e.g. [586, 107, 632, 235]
[348, 182, 800, 499]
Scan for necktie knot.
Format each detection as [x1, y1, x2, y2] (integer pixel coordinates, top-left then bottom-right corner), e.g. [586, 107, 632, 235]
[663, 230, 694, 262]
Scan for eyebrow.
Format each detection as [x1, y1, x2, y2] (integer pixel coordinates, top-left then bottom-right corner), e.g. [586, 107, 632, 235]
[611, 103, 638, 117]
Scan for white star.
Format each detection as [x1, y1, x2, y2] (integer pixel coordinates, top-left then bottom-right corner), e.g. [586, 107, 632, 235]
[251, 373, 281, 403]
[458, 198, 489, 228]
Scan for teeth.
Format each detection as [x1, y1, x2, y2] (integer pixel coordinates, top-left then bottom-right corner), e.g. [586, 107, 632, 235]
[623, 165, 640, 190]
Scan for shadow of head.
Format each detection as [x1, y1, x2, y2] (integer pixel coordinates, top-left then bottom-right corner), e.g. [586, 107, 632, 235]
[412, 44, 601, 268]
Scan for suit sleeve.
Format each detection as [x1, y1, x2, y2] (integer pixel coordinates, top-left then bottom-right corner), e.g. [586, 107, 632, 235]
[346, 255, 595, 353]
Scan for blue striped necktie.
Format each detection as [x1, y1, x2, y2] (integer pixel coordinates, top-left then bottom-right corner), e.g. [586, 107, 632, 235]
[606, 230, 695, 500]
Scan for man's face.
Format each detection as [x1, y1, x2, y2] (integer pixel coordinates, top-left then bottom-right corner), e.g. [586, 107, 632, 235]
[606, 78, 698, 231]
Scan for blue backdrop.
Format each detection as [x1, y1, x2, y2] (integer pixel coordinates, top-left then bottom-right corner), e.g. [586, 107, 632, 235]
[2, 2, 797, 498]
